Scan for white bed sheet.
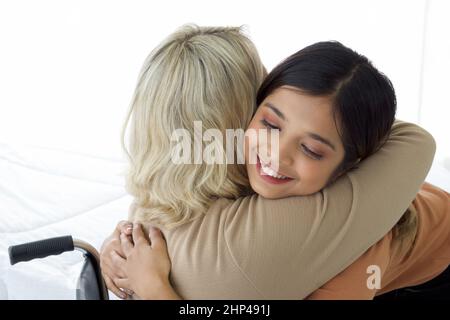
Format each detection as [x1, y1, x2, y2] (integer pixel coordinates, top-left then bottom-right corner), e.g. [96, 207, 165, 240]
[0, 142, 449, 300]
[0, 142, 130, 299]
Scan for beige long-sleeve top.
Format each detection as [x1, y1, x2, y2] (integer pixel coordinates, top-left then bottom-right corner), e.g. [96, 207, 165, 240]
[134, 121, 436, 299]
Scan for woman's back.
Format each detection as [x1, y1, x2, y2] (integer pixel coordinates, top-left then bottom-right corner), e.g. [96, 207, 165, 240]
[136, 121, 436, 299]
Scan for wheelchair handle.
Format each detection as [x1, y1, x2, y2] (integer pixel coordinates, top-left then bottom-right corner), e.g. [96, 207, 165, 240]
[8, 235, 75, 265]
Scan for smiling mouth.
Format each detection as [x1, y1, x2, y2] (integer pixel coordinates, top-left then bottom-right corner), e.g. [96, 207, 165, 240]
[256, 155, 294, 184]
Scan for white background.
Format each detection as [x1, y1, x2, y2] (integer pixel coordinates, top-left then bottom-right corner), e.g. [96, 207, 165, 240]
[0, 0, 449, 300]
[0, 0, 449, 166]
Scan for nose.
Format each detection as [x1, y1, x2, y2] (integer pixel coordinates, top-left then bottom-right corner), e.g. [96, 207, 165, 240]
[267, 137, 294, 170]
[278, 139, 294, 167]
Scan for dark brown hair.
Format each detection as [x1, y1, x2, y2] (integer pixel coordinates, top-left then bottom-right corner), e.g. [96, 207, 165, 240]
[256, 41, 397, 183]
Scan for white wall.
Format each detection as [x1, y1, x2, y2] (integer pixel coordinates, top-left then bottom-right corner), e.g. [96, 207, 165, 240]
[420, 0, 450, 169]
[0, 0, 448, 165]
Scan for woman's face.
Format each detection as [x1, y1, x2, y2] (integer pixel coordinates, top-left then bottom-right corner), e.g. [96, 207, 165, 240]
[245, 86, 345, 199]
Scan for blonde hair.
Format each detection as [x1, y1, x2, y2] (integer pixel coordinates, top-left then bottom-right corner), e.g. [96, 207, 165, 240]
[122, 25, 266, 229]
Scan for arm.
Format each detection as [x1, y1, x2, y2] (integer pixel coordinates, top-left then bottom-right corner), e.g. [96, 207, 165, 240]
[224, 121, 435, 298]
[305, 231, 392, 300]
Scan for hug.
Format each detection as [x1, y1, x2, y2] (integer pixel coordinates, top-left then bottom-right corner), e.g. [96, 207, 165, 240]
[99, 25, 450, 300]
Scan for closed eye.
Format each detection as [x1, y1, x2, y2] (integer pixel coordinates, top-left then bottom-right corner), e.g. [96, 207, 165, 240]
[260, 118, 280, 130]
[301, 144, 323, 160]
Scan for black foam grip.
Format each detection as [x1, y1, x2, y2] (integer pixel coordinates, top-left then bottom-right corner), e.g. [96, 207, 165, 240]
[8, 236, 75, 265]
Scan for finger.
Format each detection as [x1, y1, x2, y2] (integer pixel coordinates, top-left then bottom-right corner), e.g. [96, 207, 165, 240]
[120, 232, 134, 257]
[116, 220, 133, 236]
[149, 226, 168, 252]
[104, 237, 127, 259]
[126, 233, 133, 243]
[103, 274, 128, 300]
[112, 278, 133, 298]
[115, 242, 127, 260]
[102, 222, 129, 260]
[122, 288, 134, 296]
[100, 231, 126, 260]
[120, 221, 133, 236]
[102, 258, 126, 280]
[132, 223, 148, 246]
[110, 250, 128, 276]
[114, 278, 132, 292]
[101, 251, 123, 279]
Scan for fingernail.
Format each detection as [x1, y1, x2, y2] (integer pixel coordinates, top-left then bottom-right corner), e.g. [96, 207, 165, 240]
[120, 292, 127, 299]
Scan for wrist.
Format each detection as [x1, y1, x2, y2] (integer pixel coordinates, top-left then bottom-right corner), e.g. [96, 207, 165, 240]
[140, 279, 180, 300]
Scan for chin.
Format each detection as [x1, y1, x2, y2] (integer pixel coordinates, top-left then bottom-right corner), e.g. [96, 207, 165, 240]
[260, 192, 283, 199]
[249, 181, 286, 199]
[250, 178, 324, 198]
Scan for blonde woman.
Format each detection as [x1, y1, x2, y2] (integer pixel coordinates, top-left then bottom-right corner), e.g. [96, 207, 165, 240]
[100, 25, 436, 299]
[121, 25, 265, 228]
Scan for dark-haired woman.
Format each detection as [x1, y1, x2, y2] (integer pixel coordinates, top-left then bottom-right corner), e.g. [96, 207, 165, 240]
[100, 28, 441, 299]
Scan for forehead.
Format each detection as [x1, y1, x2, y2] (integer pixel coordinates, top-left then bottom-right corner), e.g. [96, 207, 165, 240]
[268, 86, 332, 112]
[263, 86, 344, 146]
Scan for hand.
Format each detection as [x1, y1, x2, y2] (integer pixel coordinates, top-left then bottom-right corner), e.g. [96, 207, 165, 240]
[114, 223, 180, 300]
[99, 220, 134, 299]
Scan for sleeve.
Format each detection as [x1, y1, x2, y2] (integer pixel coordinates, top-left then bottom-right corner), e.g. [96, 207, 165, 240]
[223, 120, 435, 299]
[305, 231, 392, 300]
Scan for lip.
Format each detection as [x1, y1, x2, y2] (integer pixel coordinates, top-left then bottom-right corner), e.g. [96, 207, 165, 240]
[256, 156, 294, 185]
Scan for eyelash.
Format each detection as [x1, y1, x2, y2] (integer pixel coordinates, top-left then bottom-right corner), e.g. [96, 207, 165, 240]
[260, 118, 323, 160]
[260, 118, 279, 130]
[301, 144, 323, 160]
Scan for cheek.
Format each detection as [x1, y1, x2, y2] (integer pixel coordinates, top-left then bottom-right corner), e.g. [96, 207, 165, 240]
[244, 120, 266, 155]
[295, 160, 333, 188]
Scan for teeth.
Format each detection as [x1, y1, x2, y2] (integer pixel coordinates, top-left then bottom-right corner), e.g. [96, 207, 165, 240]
[260, 163, 288, 179]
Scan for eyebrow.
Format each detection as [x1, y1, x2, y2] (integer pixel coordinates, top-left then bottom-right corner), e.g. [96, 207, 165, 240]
[264, 102, 286, 121]
[264, 102, 336, 151]
[307, 132, 336, 151]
